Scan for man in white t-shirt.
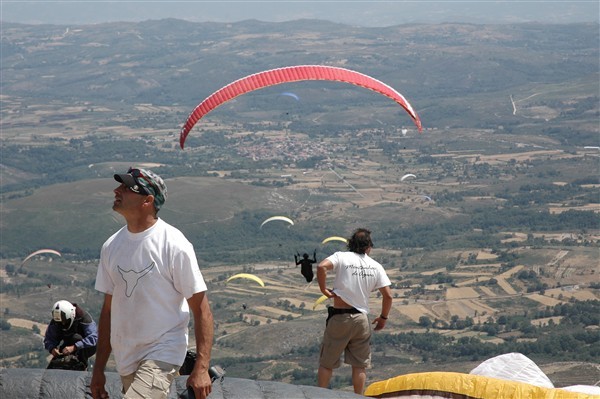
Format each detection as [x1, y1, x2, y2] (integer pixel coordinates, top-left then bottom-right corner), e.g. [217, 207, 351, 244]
[91, 167, 214, 399]
[316, 228, 392, 395]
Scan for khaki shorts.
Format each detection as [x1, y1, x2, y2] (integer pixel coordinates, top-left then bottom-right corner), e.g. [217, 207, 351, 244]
[319, 312, 371, 369]
[121, 359, 179, 399]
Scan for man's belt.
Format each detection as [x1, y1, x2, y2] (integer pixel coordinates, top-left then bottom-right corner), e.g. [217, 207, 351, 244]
[326, 306, 361, 326]
[330, 307, 361, 315]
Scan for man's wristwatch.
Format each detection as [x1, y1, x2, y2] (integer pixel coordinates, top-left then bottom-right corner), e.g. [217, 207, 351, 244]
[380, 314, 388, 320]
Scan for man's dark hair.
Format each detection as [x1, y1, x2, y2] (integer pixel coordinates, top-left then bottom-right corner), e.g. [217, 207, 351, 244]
[347, 228, 373, 254]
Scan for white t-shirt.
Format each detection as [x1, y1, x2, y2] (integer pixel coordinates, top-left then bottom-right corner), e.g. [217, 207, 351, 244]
[326, 251, 391, 314]
[95, 218, 207, 376]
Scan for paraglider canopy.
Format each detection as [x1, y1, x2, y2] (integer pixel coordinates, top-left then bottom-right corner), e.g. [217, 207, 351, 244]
[400, 173, 416, 181]
[226, 273, 265, 287]
[312, 294, 329, 310]
[364, 371, 592, 398]
[179, 65, 422, 148]
[321, 236, 348, 245]
[20, 249, 62, 272]
[22, 249, 62, 266]
[260, 216, 294, 229]
[279, 91, 300, 101]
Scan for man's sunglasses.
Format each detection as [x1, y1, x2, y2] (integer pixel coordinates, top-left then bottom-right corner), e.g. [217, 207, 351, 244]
[126, 168, 151, 195]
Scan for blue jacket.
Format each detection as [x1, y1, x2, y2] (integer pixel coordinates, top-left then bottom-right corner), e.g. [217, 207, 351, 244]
[43, 304, 98, 353]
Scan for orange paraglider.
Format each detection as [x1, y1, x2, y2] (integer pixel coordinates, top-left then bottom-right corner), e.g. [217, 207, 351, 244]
[179, 65, 422, 148]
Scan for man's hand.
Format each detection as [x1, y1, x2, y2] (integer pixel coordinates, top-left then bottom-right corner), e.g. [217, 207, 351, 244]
[51, 348, 61, 357]
[187, 369, 212, 399]
[372, 316, 387, 331]
[90, 370, 109, 399]
[61, 345, 76, 356]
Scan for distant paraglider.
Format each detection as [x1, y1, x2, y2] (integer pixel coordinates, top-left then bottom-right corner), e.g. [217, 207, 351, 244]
[279, 91, 300, 101]
[179, 65, 422, 148]
[226, 273, 265, 287]
[260, 216, 294, 229]
[20, 249, 62, 271]
[400, 173, 416, 182]
[312, 294, 329, 310]
[295, 251, 317, 283]
[321, 236, 348, 245]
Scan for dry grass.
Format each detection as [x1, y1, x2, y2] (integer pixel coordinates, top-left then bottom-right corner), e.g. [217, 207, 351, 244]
[446, 287, 480, 300]
[476, 251, 498, 261]
[526, 293, 563, 307]
[544, 287, 599, 301]
[496, 277, 518, 295]
[7, 318, 47, 335]
[548, 204, 600, 214]
[396, 303, 437, 323]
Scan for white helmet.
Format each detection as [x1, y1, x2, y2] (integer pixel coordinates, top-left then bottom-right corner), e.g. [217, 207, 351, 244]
[52, 300, 76, 330]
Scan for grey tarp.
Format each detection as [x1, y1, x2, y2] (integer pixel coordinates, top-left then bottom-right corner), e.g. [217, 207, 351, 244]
[0, 368, 366, 398]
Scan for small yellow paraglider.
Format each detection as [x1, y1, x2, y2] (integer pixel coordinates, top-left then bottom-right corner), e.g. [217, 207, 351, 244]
[312, 294, 329, 310]
[226, 273, 265, 287]
[321, 236, 348, 245]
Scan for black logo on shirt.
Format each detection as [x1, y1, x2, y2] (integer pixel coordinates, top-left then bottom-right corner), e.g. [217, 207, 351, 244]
[345, 264, 376, 278]
[117, 262, 155, 297]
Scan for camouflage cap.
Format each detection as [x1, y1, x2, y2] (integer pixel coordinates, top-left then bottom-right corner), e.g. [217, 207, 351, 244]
[114, 167, 168, 210]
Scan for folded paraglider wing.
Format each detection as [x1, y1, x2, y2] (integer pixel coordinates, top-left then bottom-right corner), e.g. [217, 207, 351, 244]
[364, 371, 593, 399]
[469, 352, 554, 388]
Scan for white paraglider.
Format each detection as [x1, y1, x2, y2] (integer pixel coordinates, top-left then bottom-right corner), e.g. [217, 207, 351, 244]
[260, 216, 294, 229]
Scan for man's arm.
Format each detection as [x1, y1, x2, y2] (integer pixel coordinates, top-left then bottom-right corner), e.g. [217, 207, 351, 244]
[317, 259, 335, 297]
[43, 323, 60, 354]
[76, 319, 98, 350]
[187, 291, 214, 399]
[90, 294, 112, 399]
[372, 286, 393, 331]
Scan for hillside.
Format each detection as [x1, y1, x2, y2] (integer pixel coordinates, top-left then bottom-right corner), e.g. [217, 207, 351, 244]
[1, 20, 598, 135]
[0, 19, 599, 390]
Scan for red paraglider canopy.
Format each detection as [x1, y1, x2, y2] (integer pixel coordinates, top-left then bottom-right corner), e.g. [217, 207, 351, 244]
[179, 65, 422, 148]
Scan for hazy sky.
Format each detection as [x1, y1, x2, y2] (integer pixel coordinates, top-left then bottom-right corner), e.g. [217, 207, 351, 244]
[2, 1, 599, 26]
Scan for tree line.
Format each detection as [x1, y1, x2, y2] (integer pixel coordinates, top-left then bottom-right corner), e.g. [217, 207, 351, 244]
[372, 300, 600, 363]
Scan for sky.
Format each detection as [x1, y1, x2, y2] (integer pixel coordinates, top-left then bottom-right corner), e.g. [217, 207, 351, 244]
[1, 1, 599, 27]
